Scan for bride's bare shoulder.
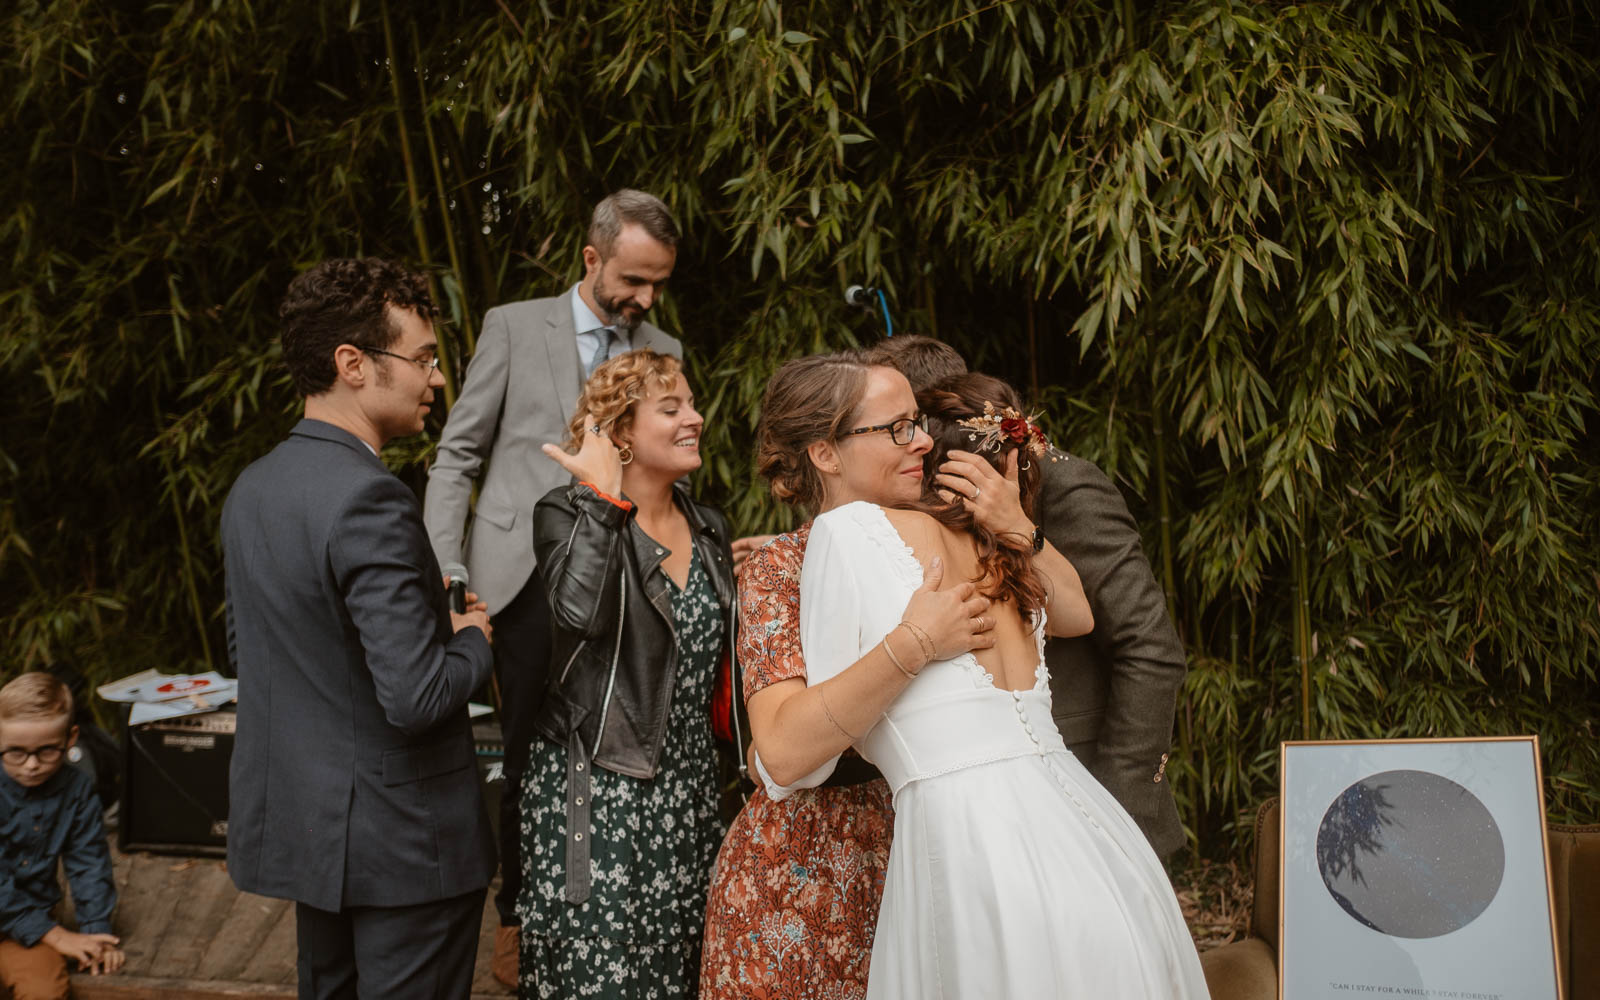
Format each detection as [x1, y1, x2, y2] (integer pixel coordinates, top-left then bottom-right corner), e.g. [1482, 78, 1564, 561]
[879, 506, 959, 557]
[879, 505, 937, 534]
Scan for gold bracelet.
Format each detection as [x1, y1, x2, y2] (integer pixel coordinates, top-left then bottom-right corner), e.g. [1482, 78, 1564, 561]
[818, 687, 861, 741]
[900, 620, 937, 661]
[881, 629, 918, 679]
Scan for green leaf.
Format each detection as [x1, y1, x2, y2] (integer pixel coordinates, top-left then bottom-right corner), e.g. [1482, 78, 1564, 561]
[143, 169, 189, 206]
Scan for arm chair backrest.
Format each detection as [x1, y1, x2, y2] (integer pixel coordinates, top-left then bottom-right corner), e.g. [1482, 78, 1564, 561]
[1249, 797, 1281, 950]
[1547, 822, 1600, 1000]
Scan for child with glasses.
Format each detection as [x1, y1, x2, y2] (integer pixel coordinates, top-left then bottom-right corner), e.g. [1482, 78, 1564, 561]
[0, 672, 123, 997]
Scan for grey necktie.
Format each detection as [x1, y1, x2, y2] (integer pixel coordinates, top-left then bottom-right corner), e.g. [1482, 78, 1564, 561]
[585, 327, 615, 377]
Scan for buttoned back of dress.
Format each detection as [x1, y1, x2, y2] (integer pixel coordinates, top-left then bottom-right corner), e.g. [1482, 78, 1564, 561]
[798, 502, 1062, 800]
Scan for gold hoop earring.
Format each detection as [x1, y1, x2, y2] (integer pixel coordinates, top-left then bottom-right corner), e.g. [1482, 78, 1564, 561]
[617, 445, 634, 466]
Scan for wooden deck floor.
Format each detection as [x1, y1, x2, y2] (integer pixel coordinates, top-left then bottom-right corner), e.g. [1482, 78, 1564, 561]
[69, 847, 513, 1000]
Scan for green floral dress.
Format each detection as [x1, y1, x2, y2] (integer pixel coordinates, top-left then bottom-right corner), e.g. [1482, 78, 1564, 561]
[518, 550, 728, 999]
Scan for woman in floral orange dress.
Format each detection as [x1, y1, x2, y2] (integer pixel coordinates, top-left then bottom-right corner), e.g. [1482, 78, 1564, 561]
[699, 351, 997, 998]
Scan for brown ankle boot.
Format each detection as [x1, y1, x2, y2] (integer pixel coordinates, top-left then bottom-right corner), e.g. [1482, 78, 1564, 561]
[491, 924, 519, 989]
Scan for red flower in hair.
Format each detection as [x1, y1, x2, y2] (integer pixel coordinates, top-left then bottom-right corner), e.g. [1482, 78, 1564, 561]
[999, 416, 1029, 443]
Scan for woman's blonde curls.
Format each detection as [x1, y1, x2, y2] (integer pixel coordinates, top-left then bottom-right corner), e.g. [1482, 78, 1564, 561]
[562, 349, 684, 452]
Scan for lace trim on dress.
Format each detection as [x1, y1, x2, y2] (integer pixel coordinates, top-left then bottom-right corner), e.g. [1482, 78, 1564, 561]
[1031, 610, 1050, 690]
[846, 502, 1002, 690]
[837, 501, 924, 591]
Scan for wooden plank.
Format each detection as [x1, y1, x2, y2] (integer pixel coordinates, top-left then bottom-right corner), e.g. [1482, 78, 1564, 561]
[470, 891, 514, 996]
[237, 894, 298, 985]
[145, 859, 238, 979]
[113, 852, 191, 975]
[70, 975, 295, 999]
[71, 978, 506, 1000]
[86, 846, 510, 995]
[195, 891, 292, 982]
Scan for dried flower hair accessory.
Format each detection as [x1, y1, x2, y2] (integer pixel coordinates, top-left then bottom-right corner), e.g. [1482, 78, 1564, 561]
[957, 401, 1050, 458]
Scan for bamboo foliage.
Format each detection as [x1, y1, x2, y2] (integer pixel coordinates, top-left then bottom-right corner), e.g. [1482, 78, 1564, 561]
[3, 0, 1596, 856]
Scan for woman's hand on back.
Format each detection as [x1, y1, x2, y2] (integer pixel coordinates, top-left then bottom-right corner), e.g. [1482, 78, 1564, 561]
[541, 412, 625, 498]
[899, 555, 996, 662]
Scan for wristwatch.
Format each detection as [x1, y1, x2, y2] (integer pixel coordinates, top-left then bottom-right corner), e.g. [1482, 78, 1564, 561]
[1031, 525, 1045, 554]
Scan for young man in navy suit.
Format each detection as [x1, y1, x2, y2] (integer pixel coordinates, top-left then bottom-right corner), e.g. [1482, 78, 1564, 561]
[223, 258, 495, 999]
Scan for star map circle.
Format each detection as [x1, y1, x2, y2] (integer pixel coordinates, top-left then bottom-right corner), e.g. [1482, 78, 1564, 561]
[1315, 768, 1505, 938]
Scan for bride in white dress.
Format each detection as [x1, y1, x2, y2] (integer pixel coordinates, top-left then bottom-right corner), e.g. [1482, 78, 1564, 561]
[793, 373, 1210, 999]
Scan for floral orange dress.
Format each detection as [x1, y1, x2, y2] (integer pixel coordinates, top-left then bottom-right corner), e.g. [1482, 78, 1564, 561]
[699, 524, 897, 1000]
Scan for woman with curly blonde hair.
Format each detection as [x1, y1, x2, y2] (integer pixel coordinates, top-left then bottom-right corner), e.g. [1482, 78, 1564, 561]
[520, 349, 739, 999]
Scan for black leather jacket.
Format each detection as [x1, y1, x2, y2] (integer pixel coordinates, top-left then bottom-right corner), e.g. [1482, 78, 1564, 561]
[531, 479, 738, 777]
[531, 479, 740, 903]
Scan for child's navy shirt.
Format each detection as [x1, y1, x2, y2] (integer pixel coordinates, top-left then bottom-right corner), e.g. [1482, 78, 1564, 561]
[0, 763, 117, 946]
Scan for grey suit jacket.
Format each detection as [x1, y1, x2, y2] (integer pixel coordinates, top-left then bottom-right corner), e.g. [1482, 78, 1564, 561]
[1040, 449, 1188, 858]
[424, 294, 682, 612]
[222, 418, 496, 911]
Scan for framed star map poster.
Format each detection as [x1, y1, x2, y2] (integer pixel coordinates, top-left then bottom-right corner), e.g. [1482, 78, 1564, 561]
[1279, 737, 1561, 1000]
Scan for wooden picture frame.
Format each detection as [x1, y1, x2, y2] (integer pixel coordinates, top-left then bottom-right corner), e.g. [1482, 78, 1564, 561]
[1279, 736, 1561, 1000]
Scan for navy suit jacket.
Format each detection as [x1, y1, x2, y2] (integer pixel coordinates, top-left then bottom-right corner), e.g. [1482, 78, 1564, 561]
[222, 418, 495, 910]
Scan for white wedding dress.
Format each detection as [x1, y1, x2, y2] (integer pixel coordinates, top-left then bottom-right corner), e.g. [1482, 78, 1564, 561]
[793, 502, 1210, 999]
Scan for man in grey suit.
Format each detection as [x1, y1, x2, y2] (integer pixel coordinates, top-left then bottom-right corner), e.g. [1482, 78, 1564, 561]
[865, 335, 1188, 858]
[223, 258, 496, 999]
[422, 189, 681, 982]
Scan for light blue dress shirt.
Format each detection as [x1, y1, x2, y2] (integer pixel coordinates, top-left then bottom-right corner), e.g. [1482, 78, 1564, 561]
[570, 284, 633, 376]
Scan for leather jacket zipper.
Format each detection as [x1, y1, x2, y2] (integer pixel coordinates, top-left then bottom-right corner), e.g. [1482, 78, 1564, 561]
[556, 641, 585, 686]
[650, 558, 680, 767]
[590, 571, 626, 758]
[555, 515, 587, 687]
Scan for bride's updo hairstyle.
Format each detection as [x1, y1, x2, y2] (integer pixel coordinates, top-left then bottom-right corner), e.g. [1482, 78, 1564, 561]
[756, 350, 877, 512]
[912, 372, 1049, 617]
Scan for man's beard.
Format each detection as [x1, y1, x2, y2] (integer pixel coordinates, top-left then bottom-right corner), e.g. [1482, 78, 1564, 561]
[593, 268, 643, 333]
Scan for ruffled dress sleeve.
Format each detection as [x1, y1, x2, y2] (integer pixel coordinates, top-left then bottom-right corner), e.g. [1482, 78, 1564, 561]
[735, 523, 851, 800]
[735, 524, 811, 702]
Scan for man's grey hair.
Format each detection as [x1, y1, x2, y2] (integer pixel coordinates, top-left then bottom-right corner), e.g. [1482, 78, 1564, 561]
[587, 189, 680, 258]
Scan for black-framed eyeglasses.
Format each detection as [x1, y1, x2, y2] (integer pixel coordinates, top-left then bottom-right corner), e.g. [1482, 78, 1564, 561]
[362, 347, 440, 371]
[839, 414, 928, 446]
[1, 745, 66, 766]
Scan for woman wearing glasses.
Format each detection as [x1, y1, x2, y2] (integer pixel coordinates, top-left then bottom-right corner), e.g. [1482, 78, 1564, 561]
[699, 352, 996, 1000]
[521, 350, 737, 999]
[796, 371, 1208, 997]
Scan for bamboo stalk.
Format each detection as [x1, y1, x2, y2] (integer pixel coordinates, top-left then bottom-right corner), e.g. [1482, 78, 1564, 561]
[443, 114, 505, 304]
[152, 388, 214, 671]
[380, 0, 456, 407]
[1151, 396, 1179, 628]
[410, 19, 476, 360]
[1150, 374, 1194, 844]
[1295, 519, 1313, 739]
[1026, 297, 1039, 401]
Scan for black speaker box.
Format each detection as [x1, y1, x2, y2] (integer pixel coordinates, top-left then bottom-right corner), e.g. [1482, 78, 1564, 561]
[120, 706, 234, 856]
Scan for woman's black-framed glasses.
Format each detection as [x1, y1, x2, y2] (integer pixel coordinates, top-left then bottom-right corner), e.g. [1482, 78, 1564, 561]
[362, 347, 440, 371]
[839, 414, 928, 446]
